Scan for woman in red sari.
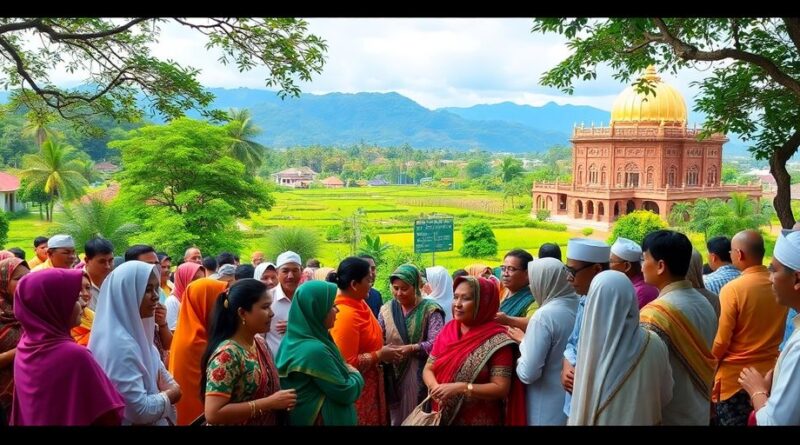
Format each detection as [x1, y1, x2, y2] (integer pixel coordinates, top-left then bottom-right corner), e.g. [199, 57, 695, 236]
[0, 258, 29, 425]
[423, 276, 524, 425]
[329, 257, 403, 425]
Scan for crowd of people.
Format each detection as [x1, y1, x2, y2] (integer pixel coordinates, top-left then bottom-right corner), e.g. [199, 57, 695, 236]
[0, 227, 798, 426]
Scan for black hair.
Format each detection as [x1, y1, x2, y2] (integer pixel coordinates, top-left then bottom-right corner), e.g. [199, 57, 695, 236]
[216, 252, 236, 267]
[706, 236, 732, 263]
[200, 278, 268, 400]
[538, 243, 563, 262]
[157, 252, 171, 263]
[505, 249, 534, 269]
[327, 256, 370, 291]
[306, 258, 321, 268]
[124, 244, 155, 262]
[357, 253, 376, 265]
[452, 269, 468, 279]
[202, 256, 218, 273]
[8, 247, 25, 260]
[235, 264, 255, 281]
[33, 236, 48, 248]
[85, 237, 114, 259]
[642, 230, 692, 278]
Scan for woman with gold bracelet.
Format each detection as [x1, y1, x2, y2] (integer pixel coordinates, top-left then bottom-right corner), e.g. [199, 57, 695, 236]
[201, 279, 296, 425]
[329, 257, 403, 425]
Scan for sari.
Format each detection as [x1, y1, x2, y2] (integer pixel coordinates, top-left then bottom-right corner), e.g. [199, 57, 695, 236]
[169, 278, 228, 425]
[205, 336, 282, 425]
[12, 269, 125, 425]
[276, 281, 364, 425]
[330, 286, 388, 425]
[0, 258, 27, 424]
[430, 276, 525, 425]
[70, 307, 94, 346]
[466, 263, 504, 296]
[382, 264, 445, 424]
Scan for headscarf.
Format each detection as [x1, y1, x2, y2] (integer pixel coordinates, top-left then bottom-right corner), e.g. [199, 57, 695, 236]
[253, 262, 276, 280]
[424, 266, 454, 323]
[88, 261, 164, 425]
[0, 251, 14, 261]
[169, 277, 228, 425]
[390, 264, 422, 298]
[466, 263, 504, 296]
[686, 249, 721, 317]
[430, 276, 507, 385]
[275, 281, 363, 425]
[313, 267, 334, 281]
[171, 262, 204, 302]
[0, 258, 28, 420]
[13, 269, 125, 425]
[528, 257, 577, 307]
[569, 270, 647, 425]
[0, 258, 27, 316]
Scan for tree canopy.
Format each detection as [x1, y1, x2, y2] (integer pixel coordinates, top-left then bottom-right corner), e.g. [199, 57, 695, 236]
[0, 18, 327, 125]
[532, 18, 800, 227]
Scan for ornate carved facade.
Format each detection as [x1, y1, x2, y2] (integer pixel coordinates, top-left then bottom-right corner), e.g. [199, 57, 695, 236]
[532, 66, 762, 228]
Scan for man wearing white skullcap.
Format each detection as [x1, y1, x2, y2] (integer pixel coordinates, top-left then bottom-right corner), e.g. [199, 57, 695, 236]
[610, 237, 659, 309]
[639, 230, 717, 425]
[738, 231, 800, 425]
[31, 234, 77, 272]
[265, 250, 302, 355]
[560, 238, 611, 417]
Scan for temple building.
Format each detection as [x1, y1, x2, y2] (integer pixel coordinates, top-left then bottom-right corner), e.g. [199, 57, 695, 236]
[532, 66, 762, 229]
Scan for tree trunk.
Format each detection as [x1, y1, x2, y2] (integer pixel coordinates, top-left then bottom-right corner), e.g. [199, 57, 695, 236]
[769, 129, 800, 229]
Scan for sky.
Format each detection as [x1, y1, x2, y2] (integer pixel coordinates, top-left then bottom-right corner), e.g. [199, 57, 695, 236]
[51, 18, 712, 120]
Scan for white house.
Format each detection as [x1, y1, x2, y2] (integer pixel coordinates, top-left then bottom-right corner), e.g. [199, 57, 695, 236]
[273, 167, 318, 188]
[0, 171, 25, 212]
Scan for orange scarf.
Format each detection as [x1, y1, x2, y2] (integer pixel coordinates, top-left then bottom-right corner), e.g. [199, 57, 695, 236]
[329, 294, 383, 367]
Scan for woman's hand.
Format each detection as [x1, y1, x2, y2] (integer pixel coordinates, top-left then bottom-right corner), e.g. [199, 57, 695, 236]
[506, 326, 524, 343]
[377, 345, 403, 363]
[739, 367, 773, 397]
[345, 363, 360, 374]
[430, 382, 466, 402]
[263, 389, 297, 411]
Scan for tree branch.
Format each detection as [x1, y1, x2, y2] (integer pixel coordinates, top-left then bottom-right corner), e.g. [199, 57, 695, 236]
[653, 18, 800, 98]
[0, 18, 42, 35]
[782, 17, 800, 52]
[31, 18, 150, 41]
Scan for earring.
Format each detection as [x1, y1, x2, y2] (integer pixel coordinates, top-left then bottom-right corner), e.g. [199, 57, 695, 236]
[241, 318, 246, 326]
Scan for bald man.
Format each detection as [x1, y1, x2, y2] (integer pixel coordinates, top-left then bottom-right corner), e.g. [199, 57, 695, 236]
[251, 251, 264, 267]
[713, 230, 788, 425]
[184, 247, 202, 265]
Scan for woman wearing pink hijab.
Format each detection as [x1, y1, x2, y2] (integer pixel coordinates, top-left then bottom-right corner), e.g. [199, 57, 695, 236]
[10, 268, 125, 425]
[164, 262, 205, 332]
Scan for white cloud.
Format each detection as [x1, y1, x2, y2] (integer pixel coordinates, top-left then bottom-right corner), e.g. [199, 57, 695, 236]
[44, 18, 711, 115]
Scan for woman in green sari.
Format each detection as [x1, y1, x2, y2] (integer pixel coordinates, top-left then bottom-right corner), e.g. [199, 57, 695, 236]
[379, 264, 445, 425]
[275, 281, 365, 425]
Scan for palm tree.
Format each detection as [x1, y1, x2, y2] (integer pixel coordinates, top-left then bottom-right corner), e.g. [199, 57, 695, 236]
[499, 157, 524, 183]
[56, 197, 140, 252]
[226, 108, 265, 175]
[21, 110, 59, 148]
[20, 138, 88, 221]
[667, 201, 693, 228]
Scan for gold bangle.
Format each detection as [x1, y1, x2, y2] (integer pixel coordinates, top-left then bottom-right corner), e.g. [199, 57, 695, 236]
[466, 383, 473, 398]
[249, 400, 256, 419]
[751, 391, 769, 400]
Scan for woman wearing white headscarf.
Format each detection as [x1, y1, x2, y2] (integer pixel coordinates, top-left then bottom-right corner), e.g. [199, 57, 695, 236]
[568, 270, 673, 425]
[423, 266, 454, 323]
[89, 261, 182, 425]
[253, 262, 278, 290]
[509, 257, 579, 425]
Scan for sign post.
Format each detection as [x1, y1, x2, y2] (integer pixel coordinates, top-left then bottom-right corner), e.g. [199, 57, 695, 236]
[414, 217, 454, 266]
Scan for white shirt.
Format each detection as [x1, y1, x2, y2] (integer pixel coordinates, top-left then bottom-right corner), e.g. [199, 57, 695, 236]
[265, 284, 294, 356]
[165, 295, 180, 331]
[756, 313, 800, 425]
[517, 296, 578, 425]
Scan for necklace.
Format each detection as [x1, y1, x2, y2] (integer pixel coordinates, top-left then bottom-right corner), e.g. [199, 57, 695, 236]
[233, 338, 257, 355]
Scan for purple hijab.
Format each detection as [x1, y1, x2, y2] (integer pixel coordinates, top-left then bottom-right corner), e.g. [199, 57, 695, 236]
[11, 269, 125, 426]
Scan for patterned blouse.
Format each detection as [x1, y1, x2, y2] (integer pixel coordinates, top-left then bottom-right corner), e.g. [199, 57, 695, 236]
[205, 337, 281, 425]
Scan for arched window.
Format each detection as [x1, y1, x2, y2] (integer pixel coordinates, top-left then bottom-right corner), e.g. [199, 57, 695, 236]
[687, 165, 699, 186]
[600, 166, 607, 185]
[707, 166, 717, 185]
[624, 163, 639, 187]
[667, 166, 677, 187]
[646, 166, 654, 186]
[588, 164, 598, 184]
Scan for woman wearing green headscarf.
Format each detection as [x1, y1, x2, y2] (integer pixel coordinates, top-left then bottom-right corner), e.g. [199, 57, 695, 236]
[275, 281, 364, 425]
[379, 264, 446, 425]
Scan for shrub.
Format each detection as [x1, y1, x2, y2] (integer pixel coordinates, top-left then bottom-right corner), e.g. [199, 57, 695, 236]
[265, 227, 321, 264]
[536, 208, 551, 221]
[582, 227, 594, 236]
[608, 210, 668, 245]
[459, 220, 498, 258]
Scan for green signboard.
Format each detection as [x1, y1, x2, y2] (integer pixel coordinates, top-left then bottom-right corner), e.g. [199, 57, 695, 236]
[414, 218, 454, 254]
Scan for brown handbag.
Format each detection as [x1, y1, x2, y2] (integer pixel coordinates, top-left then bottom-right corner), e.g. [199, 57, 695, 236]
[401, 393, 441, 426]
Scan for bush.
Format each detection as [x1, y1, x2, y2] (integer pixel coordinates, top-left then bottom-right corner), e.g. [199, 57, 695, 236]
[608, 210, 668, 245]
[536, 208, 551, 221]
[0, 211, 8, 248]
[522, 219, 567, 231]
[325, 224, 343, 242]
[582, 227, 594, 236]
[459, 220, 498, 258]
[265, 227, 321, 264]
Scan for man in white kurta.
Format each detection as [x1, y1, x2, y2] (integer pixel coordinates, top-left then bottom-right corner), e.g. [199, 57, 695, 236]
[265, 251, 302, 355]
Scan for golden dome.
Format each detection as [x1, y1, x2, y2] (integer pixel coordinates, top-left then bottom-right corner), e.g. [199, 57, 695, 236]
[610, 66, 687, 125]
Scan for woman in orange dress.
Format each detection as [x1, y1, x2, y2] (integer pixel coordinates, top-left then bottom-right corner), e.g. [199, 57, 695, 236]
[168, 277, 228, 425]
[328, 257, 402, 425]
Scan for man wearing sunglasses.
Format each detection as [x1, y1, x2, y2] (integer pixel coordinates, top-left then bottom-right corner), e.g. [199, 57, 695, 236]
[560, 238, 611, 418]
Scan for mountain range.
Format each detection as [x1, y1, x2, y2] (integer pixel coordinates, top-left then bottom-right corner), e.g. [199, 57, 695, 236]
[0, 87, 753, 156]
